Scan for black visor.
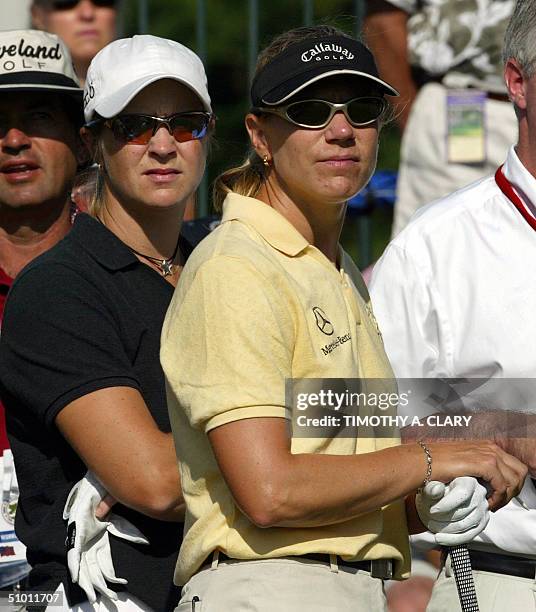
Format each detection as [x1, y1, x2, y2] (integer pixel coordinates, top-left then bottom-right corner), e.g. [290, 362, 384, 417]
[251, 36, 398, 107]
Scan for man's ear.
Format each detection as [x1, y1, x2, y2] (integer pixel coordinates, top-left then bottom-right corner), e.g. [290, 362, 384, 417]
[245, 113, 272, 161]
[504, 58, 527, 110]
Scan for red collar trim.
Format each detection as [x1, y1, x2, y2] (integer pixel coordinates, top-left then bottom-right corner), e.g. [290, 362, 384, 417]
[495, 165, 536, 232]
[0, 267, 12, 287]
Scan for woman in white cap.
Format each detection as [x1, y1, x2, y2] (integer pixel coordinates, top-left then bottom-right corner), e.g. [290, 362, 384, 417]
[0, 35, 213, 611]
[161, 25, 526, 612]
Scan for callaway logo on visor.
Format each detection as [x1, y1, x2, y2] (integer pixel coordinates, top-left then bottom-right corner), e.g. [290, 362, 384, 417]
[300, 42, 355, 63]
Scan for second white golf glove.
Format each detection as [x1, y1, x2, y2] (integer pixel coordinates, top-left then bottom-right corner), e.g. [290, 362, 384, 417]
[416, 476, 489, 545]
[63, 471, 149, 603]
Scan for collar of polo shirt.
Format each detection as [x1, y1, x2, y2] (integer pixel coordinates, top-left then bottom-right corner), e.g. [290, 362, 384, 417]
[221, 193, 309, 257]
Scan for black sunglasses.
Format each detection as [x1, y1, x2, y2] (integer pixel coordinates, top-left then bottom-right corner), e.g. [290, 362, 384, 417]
[88, 112, 213, 145]
[47, 0, 116, 9]
[253, 97, 386, 129]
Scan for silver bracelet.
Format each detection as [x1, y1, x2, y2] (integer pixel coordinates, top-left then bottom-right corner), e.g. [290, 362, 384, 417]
[417, 440, 432, 492]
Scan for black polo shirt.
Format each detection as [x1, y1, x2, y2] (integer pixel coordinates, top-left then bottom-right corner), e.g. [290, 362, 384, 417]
[0, 213, 201, 610]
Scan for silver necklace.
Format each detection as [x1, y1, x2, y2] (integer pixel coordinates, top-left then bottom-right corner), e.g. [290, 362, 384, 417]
[126, 237, 181, 277]
[97, 216, 181, 277]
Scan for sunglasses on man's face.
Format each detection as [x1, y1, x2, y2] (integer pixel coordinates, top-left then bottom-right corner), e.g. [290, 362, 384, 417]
[88, 112, 212, 145]
[254, 97, 387, 129]
[46, 0, 116, 10]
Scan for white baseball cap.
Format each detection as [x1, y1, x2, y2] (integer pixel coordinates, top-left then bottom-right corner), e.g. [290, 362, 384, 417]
[0, 29, 81, 98]
[84, 35, 211, 122]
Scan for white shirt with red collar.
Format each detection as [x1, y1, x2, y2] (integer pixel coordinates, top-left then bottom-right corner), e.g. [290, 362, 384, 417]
[370, 145, 536, 556]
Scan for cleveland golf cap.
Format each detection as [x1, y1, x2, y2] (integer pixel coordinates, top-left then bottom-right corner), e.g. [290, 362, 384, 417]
[0, 29, 81, 98]
[84, 35, 212, 122]
[251, 36, 399, 107]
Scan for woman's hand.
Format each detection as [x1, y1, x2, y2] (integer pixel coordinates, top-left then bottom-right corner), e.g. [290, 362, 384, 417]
[415, 478, 489, 545]
[427, 441, 527, 512]
[95, 494, 117, 520]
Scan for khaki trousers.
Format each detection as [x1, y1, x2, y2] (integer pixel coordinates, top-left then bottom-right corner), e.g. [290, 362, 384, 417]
[427, 554, 536, 611]
[176, 556, 387, 612]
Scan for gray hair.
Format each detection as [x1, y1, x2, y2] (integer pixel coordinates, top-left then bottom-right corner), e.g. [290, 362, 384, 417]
[503, 0, 536, 76]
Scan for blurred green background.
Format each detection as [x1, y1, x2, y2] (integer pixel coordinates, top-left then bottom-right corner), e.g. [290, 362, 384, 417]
[121, 0, 401, 267]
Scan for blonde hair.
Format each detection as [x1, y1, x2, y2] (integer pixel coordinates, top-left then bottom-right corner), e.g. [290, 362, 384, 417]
[88, 170, 105, 217]
[213, 25, 360, 211]
[86, 137, 106, 217]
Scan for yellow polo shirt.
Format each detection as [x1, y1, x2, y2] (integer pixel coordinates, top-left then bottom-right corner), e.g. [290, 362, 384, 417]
[161, 193, 410, 585]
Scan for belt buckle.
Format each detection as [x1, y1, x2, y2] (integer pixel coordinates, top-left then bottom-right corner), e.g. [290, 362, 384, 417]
[370, 559, 393, 580]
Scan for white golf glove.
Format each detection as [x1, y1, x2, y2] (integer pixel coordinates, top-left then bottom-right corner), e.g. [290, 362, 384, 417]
[63, 471, 149, 603]
[416, 477, 489, 545]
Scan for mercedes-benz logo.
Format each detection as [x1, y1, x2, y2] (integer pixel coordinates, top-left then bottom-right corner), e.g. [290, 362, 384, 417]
[312, 307, 334, 336]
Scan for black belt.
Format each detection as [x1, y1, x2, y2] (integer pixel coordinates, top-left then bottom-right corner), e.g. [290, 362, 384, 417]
[203, 552, 393, 579]
[297, 553, 372, 571]
[469, 550, 536, 579]
[444, 549, 536, 579]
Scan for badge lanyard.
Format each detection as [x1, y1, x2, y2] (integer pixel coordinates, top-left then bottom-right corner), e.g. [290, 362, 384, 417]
[495, 165, 536, 230]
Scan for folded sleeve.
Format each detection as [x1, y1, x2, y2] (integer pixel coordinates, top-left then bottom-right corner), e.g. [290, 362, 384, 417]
[161, 256, 295, 432]
[0, 263, 140, 427]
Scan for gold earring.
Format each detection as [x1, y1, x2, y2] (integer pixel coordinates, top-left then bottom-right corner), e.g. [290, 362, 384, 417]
[263, 155, 270, 167]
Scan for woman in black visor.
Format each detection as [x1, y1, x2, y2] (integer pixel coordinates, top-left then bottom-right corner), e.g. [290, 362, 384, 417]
[161, 25, 525, 612]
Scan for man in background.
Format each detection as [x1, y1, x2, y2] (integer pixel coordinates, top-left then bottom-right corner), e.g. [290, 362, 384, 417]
[0, 29, 84, 594]
[31, 0, 118, 85]
[371, 0, 536, 608]
[365, 0, 517, 237]
[31, 0, 118, 210]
